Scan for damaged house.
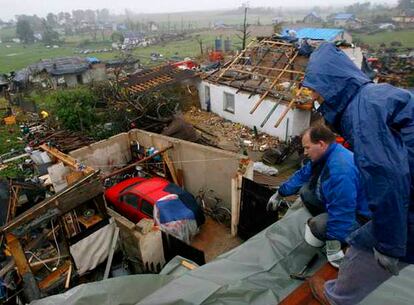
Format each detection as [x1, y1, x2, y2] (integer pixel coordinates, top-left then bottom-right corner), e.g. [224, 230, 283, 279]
[13, 57, 107, 89]
[197, 37, 363, 140]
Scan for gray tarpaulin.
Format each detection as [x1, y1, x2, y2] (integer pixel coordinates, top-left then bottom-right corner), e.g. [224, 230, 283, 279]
[31, 203, 413, 305]
[30, 275, 174, 305]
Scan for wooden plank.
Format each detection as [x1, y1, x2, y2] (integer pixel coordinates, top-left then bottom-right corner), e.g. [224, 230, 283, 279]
[176, 169, 184, 188]
[6, 233, 31, 276]
[250, 51, 299, 114]
[103, 226, 120, 280]
[102, 145, 173, 179]
[274, 87, 304, 128]
[278, 263, 338, 305]
[6, 233, 41, 301]
[38, 260, 71, 290]
[260, 73, 302, 128]
[163, 152, 179, 185]
[181, 260, 197, 270]
[229, 68, 302, 82]
[1, 172, 101, 234]
[217, 40, 256, 80]
[65, 171, 84, 185]
[232, 65, 305, 75]
[261, 40, 294, 47]
[39, 144, 94, 174]
[65, 263, 72, 289]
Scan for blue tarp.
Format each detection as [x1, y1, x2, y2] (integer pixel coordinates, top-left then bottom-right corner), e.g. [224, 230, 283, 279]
[156, 198, 195, 224]
[86, 57, 100, 64]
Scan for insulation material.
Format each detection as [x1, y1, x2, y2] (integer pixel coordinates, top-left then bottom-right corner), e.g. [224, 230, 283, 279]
[47, 162, 70, 193]
[69, 219, 116, 275]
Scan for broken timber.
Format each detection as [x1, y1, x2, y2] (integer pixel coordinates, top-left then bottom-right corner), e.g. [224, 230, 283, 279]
[279, 263, 338, 305]
[1, 171, 102, 235]
[102, 145, 173, 180]
[250, 51, 299, 114]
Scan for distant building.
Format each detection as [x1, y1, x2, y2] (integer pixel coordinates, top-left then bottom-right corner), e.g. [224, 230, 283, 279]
[332, 13, 363, 29]
[148, 22, 159, 32]
[303, 12, 323, 24]
[213, 21, 232, 30]
[123, 31, 144, 45]
[13, 57, 107, 89]
[393, 10, 414, 28]
[333, 13, 354, 26]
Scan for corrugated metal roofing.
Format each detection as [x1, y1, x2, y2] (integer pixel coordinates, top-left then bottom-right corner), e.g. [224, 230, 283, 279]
[334, 13, 354, 20]
[295, 28, 344, 41]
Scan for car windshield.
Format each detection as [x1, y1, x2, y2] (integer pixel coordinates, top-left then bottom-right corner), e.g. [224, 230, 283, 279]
[119, 180, 143, 194]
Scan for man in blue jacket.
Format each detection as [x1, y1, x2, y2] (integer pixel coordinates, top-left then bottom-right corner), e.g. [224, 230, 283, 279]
[268, 125, 370, 267]
[302, 43, 414, 305]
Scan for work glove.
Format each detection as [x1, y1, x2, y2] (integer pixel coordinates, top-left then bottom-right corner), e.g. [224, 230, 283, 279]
[326, 240, 345, 269]
[266, 191, 283, 211]
[373, 248, 400, 276]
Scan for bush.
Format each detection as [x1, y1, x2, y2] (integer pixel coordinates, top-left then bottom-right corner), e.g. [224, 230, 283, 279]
[52, 88, 98, 132]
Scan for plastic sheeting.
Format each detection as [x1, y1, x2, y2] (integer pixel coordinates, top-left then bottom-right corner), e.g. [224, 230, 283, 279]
[31, 202, 414, 305]
[137, 202, 324, 305]
[30, 275, 173, 305]
[70, 219, 116, 275]
[154, 196, 199, 244]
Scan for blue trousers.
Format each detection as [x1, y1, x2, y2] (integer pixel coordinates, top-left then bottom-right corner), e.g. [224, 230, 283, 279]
[324, 246, 408, 305]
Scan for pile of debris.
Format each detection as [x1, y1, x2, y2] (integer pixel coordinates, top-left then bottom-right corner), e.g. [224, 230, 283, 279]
[184, 107, 280, 152]
[369, 50, 414, 88]
[0, 144, 116, 303]
[25, 125, 95, 153]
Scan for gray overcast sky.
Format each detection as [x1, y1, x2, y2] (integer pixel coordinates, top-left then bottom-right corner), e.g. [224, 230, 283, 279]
[0, 0, 398, 20]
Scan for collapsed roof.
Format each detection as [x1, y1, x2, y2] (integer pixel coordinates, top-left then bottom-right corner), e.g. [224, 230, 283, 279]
[119, 64, 196, 94]
[29, 57, 90, 76]
[205, 38, 314, 128]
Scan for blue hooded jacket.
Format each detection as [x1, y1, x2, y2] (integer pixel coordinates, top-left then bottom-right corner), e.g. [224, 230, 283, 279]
[279, 143, 370, 242]
[303, 43, 414, 262]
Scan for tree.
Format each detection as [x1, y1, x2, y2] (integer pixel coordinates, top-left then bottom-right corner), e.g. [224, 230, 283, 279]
[42, 19, 59, 44]
[345, 2, 371, 15]
[46, 13, 57, 27]
[111, 31, 124, 43]
[237, 6, 250, 50]
[16, 19, 34, 43]
[96, 9, 110, 23]
[53, 88, 98, 132]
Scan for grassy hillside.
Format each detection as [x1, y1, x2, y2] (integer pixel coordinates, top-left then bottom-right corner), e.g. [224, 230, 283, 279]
[353, 29, 414, 49]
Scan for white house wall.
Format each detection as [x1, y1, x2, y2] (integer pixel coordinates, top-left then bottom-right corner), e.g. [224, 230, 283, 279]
[198, 82, 311, 140]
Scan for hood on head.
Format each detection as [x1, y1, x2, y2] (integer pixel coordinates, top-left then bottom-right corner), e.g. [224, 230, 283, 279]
[302, 43, 371, 125]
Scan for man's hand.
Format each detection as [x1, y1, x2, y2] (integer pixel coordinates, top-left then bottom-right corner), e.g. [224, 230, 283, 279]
[373, 248, 400, 276]
[266, 191, 283, 211]
[326, 240, 345, 268]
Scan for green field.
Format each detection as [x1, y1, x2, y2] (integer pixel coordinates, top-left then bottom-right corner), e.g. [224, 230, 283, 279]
[0, 30, 241, 72]
[353, 29, 414, 48]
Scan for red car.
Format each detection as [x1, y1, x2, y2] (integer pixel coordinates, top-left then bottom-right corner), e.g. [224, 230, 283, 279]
[105, 177, 204, 226]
